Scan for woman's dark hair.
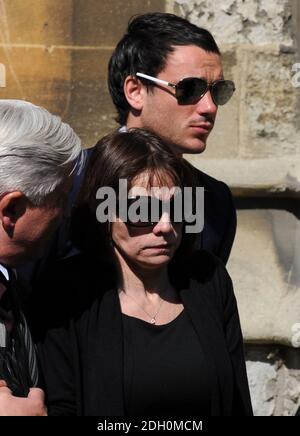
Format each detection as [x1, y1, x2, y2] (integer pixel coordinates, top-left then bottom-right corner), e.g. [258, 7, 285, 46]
[108, 12, 221, 125]
[71, 128, 198, 269]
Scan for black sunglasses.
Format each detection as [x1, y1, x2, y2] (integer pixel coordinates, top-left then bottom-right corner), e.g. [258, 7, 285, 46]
[117, 195, 194, 228]
[136, 72, 235, 106]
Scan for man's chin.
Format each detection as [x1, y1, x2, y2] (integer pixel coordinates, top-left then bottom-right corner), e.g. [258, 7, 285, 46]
[179, 139, 207, 155]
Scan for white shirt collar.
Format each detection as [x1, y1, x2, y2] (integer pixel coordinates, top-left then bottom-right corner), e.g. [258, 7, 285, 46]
[0, 264, 9, 281]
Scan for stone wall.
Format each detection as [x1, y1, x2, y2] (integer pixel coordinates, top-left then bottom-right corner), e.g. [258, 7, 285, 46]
[1, 0, 299, 416]
[0, 0, 166, 146]
[171, 0, 300, 415]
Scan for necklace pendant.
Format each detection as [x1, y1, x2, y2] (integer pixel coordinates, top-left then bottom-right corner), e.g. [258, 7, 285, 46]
[150, 318, 156, 324]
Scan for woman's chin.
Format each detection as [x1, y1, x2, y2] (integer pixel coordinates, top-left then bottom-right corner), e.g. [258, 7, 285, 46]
[137, 254, 173, 269]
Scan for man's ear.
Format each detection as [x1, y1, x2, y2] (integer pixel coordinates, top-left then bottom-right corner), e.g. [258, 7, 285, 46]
[124, 75, 145, 111]
[0, 192, 27, 233]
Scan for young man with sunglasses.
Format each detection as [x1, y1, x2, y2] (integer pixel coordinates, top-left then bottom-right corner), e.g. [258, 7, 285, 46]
[107, 12, 236, 264]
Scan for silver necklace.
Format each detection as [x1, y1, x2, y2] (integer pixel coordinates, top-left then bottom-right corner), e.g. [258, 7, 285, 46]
[120, 290, 166, 324]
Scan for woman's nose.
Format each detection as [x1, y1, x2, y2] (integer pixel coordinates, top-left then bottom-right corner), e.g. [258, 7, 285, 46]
[152, 212, 173, 234]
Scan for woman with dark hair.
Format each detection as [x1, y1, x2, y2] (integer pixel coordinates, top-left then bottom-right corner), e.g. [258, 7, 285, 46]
[30, 129, 252, 416]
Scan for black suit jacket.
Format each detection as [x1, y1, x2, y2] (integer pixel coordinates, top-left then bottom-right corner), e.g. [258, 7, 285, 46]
[194, 166, 236, 263]
[30, 251, 252, 416]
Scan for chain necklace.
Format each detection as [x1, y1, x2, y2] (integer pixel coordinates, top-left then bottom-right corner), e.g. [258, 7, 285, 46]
[120, 289, 166, 324]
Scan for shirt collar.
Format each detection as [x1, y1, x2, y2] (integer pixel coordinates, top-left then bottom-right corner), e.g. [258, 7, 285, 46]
[0, 264, 9, 281]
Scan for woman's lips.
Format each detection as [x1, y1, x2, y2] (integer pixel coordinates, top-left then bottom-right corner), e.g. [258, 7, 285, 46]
[144, 243, 172, 250]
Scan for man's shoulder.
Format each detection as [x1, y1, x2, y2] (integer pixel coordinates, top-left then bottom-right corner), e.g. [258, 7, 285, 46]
[40, 252, 111, 288]
[184, 250, 233, 308]
[29, 253, 113, 333]
[192, 166, 231, 195]
[185, 249, 225, 281]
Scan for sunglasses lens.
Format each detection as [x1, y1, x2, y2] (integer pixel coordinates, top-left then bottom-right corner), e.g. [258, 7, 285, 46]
[125, 197, 152, 227]
[212, 80, 235, 105]
[176, 78, 207, 104]
[124, 196, 181, 227]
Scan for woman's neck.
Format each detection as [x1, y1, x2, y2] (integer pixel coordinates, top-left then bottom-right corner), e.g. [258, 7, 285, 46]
[116, 254, 171, 299]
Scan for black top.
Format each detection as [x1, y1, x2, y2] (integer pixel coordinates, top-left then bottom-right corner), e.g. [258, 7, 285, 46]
[29, 250, 253, 416]
[122, 311, 210, 416]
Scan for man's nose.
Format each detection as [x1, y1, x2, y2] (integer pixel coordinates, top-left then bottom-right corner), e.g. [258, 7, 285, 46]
[195, 89, 217, 115]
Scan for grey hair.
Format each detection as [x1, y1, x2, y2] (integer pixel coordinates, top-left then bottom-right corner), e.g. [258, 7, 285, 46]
[0, 99, 85, 206]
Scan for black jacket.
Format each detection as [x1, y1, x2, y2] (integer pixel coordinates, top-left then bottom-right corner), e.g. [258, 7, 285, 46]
[194, 166, 236, 263]
[30, 251, 252, 416]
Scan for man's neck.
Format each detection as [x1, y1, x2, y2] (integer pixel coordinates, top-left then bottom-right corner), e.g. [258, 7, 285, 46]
[125, 115, 143, 130]
[124, 120, 183, 158]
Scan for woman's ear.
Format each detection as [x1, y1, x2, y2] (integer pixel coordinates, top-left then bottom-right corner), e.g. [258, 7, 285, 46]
[0, 192, 26, 232]
[123, 75, 145, 112]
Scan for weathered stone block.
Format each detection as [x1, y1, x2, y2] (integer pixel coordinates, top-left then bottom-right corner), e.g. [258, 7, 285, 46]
[0, 46, 72, 115]
[240, 49, 299, 158]
[72, 0, 166, 47]
[246, 359, 277, 416]
[0, 0, 167, 146]
[173, 0, 293, 46]
[0, 0, 73, 45]
[227, 209, 300, 346]
[245, 345, 300, 416]
[65, 49, 117, 147]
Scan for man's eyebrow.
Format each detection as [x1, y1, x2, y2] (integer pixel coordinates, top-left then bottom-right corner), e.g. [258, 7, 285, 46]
[197, 74, 224, 80]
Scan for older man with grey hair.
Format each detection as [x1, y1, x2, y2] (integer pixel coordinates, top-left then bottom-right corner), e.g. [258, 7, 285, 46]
[0, 99, 83, 415]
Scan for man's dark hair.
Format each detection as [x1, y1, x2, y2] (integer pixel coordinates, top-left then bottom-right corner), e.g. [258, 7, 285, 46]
[108, 12, 221, 125]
